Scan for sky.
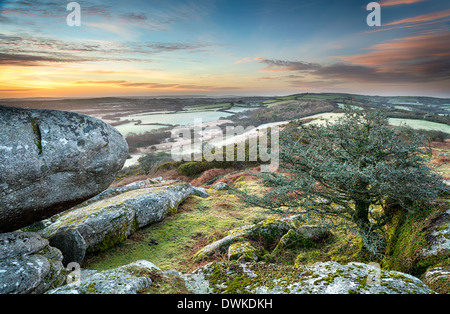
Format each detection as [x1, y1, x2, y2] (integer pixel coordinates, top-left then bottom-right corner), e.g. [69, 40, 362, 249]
[0, 0, 449, 98]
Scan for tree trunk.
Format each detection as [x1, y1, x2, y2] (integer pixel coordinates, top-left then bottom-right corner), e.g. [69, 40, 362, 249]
[355, 199, 371, 230]
[354, 199, 386, 256]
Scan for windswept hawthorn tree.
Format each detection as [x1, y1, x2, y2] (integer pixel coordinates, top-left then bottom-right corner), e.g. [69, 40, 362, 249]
[239, 108, 446, 255]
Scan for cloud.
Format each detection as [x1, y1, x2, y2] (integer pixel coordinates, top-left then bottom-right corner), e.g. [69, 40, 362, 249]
[380, 0, 429, 6]
[0, 52, 89, 66]
[0, 0, 112, 19]
[234, 57, 253, 64]
[336, 32, 450, 81]
[254, 57, 321, 72]
[384, 9, 450, 26]
[84, 22, 135, 38]
[0, 34, 111, 66]
[256, 31, 450, 85]
[144, 42, 209, 53]
[119, 12, 148, 21]
[74, 80, 240, 91]
[0, 32, 215, 67]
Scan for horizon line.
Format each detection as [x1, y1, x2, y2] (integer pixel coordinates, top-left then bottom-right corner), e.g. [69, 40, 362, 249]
[1, 92, 450, 101]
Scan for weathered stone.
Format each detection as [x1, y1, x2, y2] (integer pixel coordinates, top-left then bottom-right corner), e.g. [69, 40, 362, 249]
[194, 218, 332, 260]
[0, 232, 65, 294]
[183, 261, 435, 294]
[422, 208, 450, 258]
[272, 229, 315, 255]
[48, 229, 86, 266]
[192, 187, 209, 198]
[0, 232, 49, 259]
[47, 260, 159, 294]
[247, 218, 294, 245]
[297, 225, 332, 242]
[212, 182, 229, 190]
[193, 225, 254, 260]
[0, 105, 128, 232]
[422, 266, 450, 294]
[39, 181, 192, 261]
[228, 241, 261, 262]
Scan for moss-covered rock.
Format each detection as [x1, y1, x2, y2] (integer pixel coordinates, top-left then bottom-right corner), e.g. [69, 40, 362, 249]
[0, 232, 66, 294]
[0, 106, 128, 233]
[39, 180, 192, 264]
[194, 218, 331, 261]
[212, 182, 230, 191]
[421, 266, 450, 294]
[422, 208, 450, 259]
[47, 260, 158, 294]
[182, 261, 435, 294]
[272, 229, 316, 255]
[383, 206, 449, 276]
[193, 225, 253, 260]
[247, 218, 294, 247]
[228, 241, 262, 262]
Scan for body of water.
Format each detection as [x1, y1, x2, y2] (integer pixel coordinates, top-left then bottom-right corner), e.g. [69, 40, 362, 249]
[115, 110, 235, 136]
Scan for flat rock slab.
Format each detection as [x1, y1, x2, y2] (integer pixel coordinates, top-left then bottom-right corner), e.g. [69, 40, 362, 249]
[0, 106, 128, 232]
[47, 260, 159, 294]
[183, 261, 435, 294]
[39, 181, 192, 264]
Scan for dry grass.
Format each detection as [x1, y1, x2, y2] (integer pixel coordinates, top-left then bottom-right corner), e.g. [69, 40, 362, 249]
[432, 156, 450, 165]
[190, 168, 234, 186]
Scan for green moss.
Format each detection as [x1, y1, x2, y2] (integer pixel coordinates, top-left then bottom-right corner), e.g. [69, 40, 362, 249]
[383, 205, 447, 276]
[248, 218, 292, 248]
[422, 267, 450, 294]
[137, 272, 192, 294]
[228, 241, 262, 262]
[202, 261, 307, 294]
[89, 221, 129, 253]
[30, 117, 43, 155]
[294, 230, 362, 267]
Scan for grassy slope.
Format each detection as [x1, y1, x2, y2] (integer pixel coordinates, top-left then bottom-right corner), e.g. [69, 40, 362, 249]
[83, 178, 367, 273]
[83, 182, 274, 272]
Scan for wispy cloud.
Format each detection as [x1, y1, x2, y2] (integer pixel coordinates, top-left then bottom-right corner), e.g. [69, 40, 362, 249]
[255, 31, 450, 85]
[334, 32, 450, 81]
[254, 57, 321, 72]
[0, 32, 215, 67]
[234, 57, 253, 64]
[1, 0, 112, 19]
[74, 79, 240, 91]
[0, 51, 91, 66]
[380, 0, 429, 6]
[384, 9, 450, 26]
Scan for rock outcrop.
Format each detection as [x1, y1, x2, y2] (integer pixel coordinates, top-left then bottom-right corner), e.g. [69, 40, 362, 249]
[191, 187, 209, 198]
[0, 232, 66, 294]
[193, 216, 330, 261]
[422, 266, 449, 294]
[0, 106, 128, 232]
[43, 257, 436, 294]
[182, 261, 435, 294]
[420, 207, 450, 293]
[47, 260, 159, 294]
[421, 208, 450, 259]
[39, 180, 192, 265]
